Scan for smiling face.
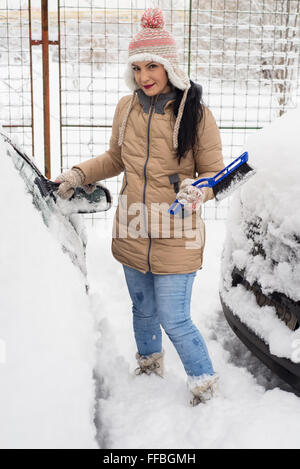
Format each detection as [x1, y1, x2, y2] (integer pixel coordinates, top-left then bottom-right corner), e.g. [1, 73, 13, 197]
[131, 61, 172, 96]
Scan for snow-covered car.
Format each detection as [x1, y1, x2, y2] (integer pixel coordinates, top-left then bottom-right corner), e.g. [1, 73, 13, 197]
[1, 129, 112, 283]
[220, 108, 300, 394]
[0, 130, 106, 449]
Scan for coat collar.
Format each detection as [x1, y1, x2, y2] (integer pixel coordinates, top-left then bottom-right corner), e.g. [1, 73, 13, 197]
[136, 88, 177, 115]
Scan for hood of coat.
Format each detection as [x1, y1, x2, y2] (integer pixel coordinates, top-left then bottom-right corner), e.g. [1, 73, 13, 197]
[136, 88, 177, 115]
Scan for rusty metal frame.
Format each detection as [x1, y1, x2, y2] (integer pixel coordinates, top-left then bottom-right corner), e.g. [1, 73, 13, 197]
[41, 0, 50, 178]
[30, 0, 58, 178]
[58, 0, 62, 173]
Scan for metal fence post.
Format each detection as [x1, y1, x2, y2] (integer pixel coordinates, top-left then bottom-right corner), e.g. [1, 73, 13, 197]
[41, 0, 51, 178]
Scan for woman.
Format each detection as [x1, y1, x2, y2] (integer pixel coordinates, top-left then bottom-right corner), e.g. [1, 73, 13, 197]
[56, 8, 225, 406]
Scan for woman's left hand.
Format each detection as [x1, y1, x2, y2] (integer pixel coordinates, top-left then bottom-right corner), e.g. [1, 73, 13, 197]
[177, 178, 205, 211]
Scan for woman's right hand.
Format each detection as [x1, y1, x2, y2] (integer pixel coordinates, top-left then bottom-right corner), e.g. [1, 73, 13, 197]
[54, 167, 86, 200]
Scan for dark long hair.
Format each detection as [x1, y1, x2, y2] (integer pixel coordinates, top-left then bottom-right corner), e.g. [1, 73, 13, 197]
[172, 80, 204, 164]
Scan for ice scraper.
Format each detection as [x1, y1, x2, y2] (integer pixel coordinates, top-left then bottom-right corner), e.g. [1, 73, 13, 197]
[168, 151, 256, 215]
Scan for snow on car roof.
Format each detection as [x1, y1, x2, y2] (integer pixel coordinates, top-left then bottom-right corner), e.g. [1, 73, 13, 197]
[240, 106, 300, 235]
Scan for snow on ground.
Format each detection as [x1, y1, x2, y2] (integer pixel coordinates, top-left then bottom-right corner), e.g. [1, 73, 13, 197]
[86, 217, 300, 450]
[0, 144, 97, 449]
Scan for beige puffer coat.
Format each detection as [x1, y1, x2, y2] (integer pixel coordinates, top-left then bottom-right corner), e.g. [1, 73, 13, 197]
[74, 89, 225, 274]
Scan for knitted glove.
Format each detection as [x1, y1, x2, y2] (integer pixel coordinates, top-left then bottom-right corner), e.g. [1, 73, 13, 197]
[55, 167, 87, 200]
[177, 178, 205, 211]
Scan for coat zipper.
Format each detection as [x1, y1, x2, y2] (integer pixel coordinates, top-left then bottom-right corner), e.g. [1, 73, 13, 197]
[120, 168, 127, 196]
[143, 95, 158, 271]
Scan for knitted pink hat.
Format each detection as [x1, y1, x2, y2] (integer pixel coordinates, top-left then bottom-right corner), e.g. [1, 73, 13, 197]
[119, 8, 191, 150]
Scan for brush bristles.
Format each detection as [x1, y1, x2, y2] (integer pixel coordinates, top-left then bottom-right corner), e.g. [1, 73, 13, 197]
[213, 163, 256, 201]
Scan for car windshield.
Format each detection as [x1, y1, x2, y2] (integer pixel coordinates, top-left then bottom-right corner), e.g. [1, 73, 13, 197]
[3, 133, 88, 278]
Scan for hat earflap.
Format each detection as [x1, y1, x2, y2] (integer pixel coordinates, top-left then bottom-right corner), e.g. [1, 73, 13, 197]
[124, 54, 190, 92]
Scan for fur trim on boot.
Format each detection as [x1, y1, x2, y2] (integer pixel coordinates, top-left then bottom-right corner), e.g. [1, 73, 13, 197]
[135, 350, 164, 378]
[187, 374, 219, 406]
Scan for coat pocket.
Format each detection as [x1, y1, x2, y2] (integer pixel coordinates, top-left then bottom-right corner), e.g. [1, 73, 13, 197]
[168, 173, 180, 194]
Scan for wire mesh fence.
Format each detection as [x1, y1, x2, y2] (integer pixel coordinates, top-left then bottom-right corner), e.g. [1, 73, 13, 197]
[0, 0, 33, 154]
[1, 0, 300, 221]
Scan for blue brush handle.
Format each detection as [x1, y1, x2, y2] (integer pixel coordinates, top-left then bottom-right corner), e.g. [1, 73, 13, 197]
[168, 152, 248, 215]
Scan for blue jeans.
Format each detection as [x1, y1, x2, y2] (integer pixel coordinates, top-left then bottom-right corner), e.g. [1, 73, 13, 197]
[122, 265, 214, 378]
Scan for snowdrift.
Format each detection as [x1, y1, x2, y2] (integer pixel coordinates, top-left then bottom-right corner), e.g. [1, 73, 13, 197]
[0, 137, 98, 449]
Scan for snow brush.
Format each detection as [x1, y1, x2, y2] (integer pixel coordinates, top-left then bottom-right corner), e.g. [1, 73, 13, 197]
[168, 151, 256, 215]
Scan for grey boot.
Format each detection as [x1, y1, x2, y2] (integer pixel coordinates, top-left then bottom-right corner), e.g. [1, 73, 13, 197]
[135, 350, 164, 378]
[187, 374, 219, 406]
